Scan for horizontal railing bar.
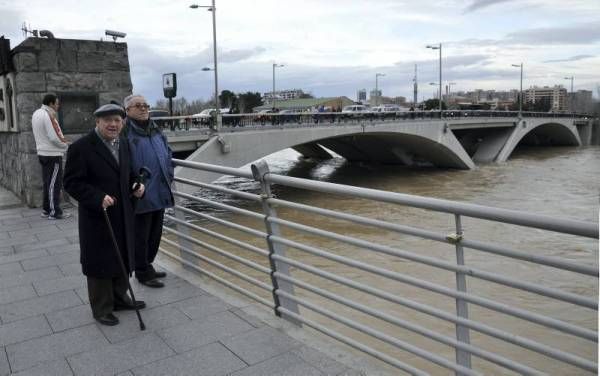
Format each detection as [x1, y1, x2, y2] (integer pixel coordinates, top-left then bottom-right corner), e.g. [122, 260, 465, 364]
[263, 173, 598, 238]
[269, 217, 597, 310]
[274, 271, 545, 375]
[174, 205, 267, 239]
[276, 307, 428, 376]
[268, 198, 598, 277]
[174, 176, 262, 202]
[159, 246, 273, 307]
[161, 238, 272, 291]
[166, 214, 269, 257]
[163, 226, 271, 275]
[173, 159, 254, 180]
[460, 238, 599, 277]
[269, 235, 597, 342]
[275, 289, 482, 376]
[173, 191, 264, 220]
[271, 253, 597, 370]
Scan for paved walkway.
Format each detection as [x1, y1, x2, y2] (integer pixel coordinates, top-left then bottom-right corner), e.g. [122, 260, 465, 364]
[0, 202, 367, 376]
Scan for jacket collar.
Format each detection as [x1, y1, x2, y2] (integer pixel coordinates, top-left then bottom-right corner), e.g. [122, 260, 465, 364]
[126, 118, 159, 136]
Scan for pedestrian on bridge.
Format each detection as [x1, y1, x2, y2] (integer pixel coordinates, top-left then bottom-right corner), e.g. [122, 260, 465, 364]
[31, 93, 70, 220]
[123, 94, 174, 288]
[64, 104, 146, 326]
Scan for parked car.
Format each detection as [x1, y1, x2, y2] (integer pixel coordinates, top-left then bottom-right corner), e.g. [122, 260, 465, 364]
[372, 105, 402, 113]
[341, 104, 370, 113]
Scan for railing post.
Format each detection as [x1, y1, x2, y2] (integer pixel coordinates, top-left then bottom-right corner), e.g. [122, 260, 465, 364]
[251, 160, 302, 326]
[449, 214, 472, 373]
[171, 183, 198, 270]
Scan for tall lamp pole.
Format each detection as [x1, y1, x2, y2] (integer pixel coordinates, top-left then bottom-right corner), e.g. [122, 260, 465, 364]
[511, 63, 523, 117]
[191, 1, 220, 130]
[564, 76, 574, 112]
[375, 73, 385, 106]
[272, 63, 284, 111]
[426, 43, 442, 113]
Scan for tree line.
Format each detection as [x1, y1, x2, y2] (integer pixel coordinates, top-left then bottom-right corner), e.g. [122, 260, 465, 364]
[154, 90, 263, 115]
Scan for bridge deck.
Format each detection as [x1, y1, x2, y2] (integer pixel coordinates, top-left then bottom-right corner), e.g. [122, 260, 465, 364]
[0, 193, 363, 376]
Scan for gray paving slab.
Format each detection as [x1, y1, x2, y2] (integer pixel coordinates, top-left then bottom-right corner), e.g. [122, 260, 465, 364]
[116, 372, 134, 376]
[98, 305, 190, 344]
[27, 219, 62, 230]
[14, 238, 70, 253]
[36, 228, 78, 242]
[131, 342, 246, 376]
[8, 225, 61, 239]
[32, 275, 86, 296]
[230, 352, 325, 376]
[45, 304, 95, 333]
[230, 308, 265, 328]
[0, 232, 9, 241]
[221, 326, 302, 365]
[74, 287, 89, 304]
[157, 311, 254, 353]
[0, 247, 13, 257]
[0, 347, 9, 376]
[133, 279, 205, 305]
[1, 222, 30, 232]
[45, 242, 80, 255]
[20, 250, 79, 271]
[0, 262, 24, 277]
[67, 332, 175, 376]
[291, 345, 351, 376]
[0, 236, 39, 249]
[9, 358, 73, 376]
[0, 266, 61, 290]
[67, 235, 79, 244]
[6, 324, 108, 372]
[0, 250, 47, 266]
[0, 285, 37, 305]
[172, 294, 232, 320]
[0, 315, 52, 346]
[0, 290, 82, 323]
[58, 262, 81, 276]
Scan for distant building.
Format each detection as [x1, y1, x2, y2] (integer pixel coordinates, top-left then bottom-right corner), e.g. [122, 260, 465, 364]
[570, 90, 593, 113]
[263, 89, 304, 103]
[357, 89, 367, 102]
[525, 85, 567, 112]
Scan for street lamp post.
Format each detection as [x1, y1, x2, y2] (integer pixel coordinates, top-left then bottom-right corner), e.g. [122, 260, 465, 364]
[190, 1, 220, 130]
[426, 43, 442, 113]
[564, 76, 574, 112]
[511, 63, 523, 117]
[272, 63, 284, 111]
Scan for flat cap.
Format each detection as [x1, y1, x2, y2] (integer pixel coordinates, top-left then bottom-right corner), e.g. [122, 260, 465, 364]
[94, 103, 125, 118]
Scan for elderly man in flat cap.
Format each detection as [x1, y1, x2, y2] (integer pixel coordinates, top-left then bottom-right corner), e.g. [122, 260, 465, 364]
[64, 104, 146, 326]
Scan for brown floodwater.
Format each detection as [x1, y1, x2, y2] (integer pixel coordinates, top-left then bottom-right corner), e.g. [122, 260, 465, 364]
[164, 145, 599, 375]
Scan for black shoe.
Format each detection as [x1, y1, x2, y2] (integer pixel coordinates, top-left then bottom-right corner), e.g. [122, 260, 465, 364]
[95, 313, 119, 326]
[114, 300, 146, 311]
[149, 265, 167, 279]
[139, 278, 164, 288]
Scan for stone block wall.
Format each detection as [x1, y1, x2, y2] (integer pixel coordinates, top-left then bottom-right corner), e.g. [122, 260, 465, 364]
[0, 37, 133, 207]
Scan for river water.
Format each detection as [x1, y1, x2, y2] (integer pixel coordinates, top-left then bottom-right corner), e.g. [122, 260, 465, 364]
[169, 145, 599, 375]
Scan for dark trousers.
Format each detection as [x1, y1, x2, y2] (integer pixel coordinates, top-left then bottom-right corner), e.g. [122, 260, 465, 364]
[87, 275, 130, 318]
[38, 155, 63, 217]
[134, 209, 165, 279]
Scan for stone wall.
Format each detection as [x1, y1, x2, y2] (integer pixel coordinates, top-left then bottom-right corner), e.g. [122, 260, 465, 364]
[0, 37, 133, 206]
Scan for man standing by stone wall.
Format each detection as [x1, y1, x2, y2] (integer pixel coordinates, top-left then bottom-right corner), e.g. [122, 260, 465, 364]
[31, 93, 71, 219]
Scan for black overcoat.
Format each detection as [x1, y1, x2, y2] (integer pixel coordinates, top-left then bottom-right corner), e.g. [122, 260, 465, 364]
[64, 130, 136, 278]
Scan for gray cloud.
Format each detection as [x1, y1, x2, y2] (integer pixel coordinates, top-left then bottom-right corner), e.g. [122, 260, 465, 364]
[543, 54, 595, 63]
[0, 8, 25, 40]
[506, 22, 600, 45]
[463, 0, 516, 13]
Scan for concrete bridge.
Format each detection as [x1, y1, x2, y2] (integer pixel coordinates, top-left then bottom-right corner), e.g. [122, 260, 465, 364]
[168, 111, 598, 187]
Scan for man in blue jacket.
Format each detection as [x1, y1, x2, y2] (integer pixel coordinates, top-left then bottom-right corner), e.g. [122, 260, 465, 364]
[124, 94, 174, 288]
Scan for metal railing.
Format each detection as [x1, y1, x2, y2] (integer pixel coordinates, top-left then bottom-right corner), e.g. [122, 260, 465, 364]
[161, 158, 599, 375]
[152, 110, 595, 132]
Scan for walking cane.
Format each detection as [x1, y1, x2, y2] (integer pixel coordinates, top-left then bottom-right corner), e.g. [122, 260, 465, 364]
[102, 207, 146, 330]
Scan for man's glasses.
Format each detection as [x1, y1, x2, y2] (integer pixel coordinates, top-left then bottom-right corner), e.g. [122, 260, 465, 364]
[128, 103, 150, 110]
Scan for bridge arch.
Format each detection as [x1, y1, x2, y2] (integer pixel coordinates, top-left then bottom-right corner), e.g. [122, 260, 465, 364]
[176, 122, 474, 189]
[496, 119, 580, 162]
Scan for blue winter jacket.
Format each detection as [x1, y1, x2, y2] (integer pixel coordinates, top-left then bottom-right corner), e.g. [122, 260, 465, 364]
[125, 118, 174, 214]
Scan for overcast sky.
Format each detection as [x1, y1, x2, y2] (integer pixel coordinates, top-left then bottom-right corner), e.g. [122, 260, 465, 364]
[1, 0, 599, 104]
